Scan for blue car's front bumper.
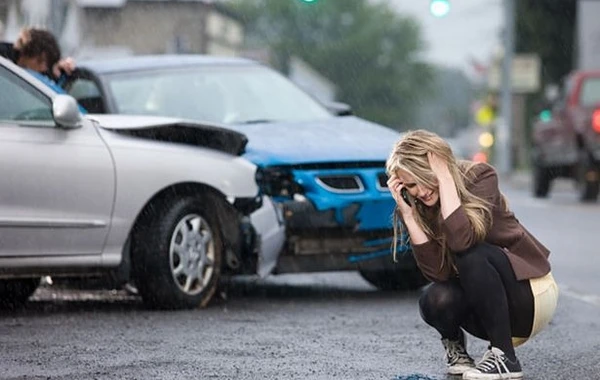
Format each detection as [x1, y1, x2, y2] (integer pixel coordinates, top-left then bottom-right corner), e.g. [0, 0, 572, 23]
[265, 166, 414, 273]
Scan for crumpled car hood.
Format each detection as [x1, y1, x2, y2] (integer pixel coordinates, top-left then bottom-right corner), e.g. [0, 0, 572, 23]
[225, 116, 402, 166]
[86, 114, 248, 156]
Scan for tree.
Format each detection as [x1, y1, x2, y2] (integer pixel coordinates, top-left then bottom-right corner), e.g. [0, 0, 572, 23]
[515, 0, 577, 162]
[515, 0, 576, 89]
[227, 0, 434, 129]
[414, 67, 475, 137]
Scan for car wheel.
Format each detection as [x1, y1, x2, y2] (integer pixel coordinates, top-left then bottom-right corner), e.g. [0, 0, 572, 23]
[359, 268, 429, 291]
[532, 162, 552, 198]
[531, 148, 552, 198]
[0, 278, 40, 309]
[576, 151, 600, 202]
[131, 195, 223, 309]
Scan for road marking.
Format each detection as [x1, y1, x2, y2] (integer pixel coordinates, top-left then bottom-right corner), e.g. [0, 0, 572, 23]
[559, 284, 600, 306]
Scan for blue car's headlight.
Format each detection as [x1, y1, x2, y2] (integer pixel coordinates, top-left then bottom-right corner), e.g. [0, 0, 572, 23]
[256, 167, 304, 198]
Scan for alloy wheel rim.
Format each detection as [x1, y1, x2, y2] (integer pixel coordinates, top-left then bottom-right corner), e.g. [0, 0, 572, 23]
[169, 213, 215, 296]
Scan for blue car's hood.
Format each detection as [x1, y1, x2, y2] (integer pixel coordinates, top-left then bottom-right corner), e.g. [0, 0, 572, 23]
[227, 116, 402, 167]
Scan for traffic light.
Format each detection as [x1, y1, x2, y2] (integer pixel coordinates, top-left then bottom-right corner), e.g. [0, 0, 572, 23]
[539, 109, 552, 122]
[430, 0, 450, 18]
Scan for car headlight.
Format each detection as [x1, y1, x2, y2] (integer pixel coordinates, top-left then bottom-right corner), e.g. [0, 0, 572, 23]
[256, 167, 304, 198]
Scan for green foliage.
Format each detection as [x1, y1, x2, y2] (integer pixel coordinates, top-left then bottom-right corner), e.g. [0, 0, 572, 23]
[414, 66, 475, 136]
[515, 0, 576, 160]
[228, 0, 434, 129]
[515, 0, 576, 88]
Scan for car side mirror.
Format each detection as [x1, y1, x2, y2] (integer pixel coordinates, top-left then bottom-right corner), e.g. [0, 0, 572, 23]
[53, 94, 82, 129]
[327, 102, 353, 116]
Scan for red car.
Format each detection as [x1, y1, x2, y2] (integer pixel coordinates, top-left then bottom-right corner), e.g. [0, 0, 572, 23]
[532, 70, 600, 202]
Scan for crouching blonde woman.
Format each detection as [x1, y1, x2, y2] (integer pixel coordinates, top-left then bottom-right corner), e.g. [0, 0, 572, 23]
[386, 130, 558, 380]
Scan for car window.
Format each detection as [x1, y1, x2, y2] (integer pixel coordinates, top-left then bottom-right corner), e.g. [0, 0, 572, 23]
[69, 78, 101, 99]
[0, 66, 53, 125]
[106, 65, 333, 125]
[579, 77, 600, 107]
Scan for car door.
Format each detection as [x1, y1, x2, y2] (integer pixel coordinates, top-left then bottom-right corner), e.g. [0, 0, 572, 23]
[64, 70, 108, 114]
[0, 65, 115, 258]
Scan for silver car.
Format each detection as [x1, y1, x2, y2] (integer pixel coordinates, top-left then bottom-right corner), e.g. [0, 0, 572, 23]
[0, 56, 284, 310]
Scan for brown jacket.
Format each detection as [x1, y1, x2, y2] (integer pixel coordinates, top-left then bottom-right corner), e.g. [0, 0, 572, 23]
[411, 162, 551, 282]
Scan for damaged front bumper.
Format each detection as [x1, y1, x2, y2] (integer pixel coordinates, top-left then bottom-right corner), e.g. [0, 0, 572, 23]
[273, 198, 414, 274]
[255, 164, 414, 275]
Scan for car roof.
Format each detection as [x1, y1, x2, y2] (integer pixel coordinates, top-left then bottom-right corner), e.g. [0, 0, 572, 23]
[79, 54, 260, 75]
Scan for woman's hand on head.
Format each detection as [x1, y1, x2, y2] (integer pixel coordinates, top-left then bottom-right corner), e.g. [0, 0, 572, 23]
[428, 152, 452, 182]
[387, 175, 413, 217]
[428, 151, 460, 216]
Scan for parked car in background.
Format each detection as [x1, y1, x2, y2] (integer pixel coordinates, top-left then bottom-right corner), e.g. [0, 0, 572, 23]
[63, 55, 428, 291]
[532, 70, 600, 202]
[0, 55, 285, 310]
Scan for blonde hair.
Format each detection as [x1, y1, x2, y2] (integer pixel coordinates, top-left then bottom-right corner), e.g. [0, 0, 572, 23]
[385, 130, 492, 272]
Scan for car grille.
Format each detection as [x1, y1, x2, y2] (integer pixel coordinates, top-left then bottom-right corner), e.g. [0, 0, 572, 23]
[316, 175, 364, 193]
[377, 172, 388, 190]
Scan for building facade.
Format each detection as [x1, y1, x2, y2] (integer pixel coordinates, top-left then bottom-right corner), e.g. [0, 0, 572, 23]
[0, 0, 244, 59]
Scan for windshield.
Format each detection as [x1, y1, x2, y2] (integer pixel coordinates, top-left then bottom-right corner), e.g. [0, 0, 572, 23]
[580, 77, 600, 107]
[106, 65, 333, 125]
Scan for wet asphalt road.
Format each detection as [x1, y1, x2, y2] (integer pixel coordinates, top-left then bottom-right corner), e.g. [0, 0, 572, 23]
[0, 176, 599, 380]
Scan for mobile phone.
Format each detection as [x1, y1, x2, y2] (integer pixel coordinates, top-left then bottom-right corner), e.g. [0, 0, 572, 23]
[400, 188, 412, 207]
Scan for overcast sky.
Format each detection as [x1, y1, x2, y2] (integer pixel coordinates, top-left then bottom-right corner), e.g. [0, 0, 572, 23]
[386, 0, 503, 74]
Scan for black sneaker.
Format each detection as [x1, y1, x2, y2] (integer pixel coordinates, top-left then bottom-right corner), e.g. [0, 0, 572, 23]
[442, 334, 475, 375]
[463, 347, 523, 379]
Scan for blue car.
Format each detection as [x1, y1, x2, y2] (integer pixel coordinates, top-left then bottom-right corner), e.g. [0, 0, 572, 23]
[63, 55, 427, 290]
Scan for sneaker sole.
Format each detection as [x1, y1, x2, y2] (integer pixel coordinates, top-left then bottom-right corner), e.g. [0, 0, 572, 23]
[447, 365, 476, 375]
[463, 371, 523, 379]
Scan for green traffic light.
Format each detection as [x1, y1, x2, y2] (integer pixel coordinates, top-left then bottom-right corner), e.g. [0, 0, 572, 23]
[539, 109, 552, 122]
[430, 0, 450, 18]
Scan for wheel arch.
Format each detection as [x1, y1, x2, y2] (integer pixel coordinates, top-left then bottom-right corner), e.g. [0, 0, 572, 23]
[125, 182, 243, 272]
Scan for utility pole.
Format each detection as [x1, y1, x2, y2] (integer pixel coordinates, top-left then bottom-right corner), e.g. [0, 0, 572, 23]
[496, 0, 514, 175]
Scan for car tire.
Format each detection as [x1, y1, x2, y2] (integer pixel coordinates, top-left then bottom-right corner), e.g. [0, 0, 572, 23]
[576, 151, 599, 202]
[532, 162, 552, 198]
[359, 268, 429, 291]
[131, 195, 223, 310]
[531, 148, 552, 198]
[0, 278, 40, 309]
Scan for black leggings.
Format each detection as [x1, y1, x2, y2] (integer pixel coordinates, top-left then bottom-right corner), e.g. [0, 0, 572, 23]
[418, 242, 534, 360]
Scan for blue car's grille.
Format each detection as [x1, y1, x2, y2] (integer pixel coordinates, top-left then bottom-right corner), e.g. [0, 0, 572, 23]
[377, 172, 388, 190]
[316, 175, 364, 193]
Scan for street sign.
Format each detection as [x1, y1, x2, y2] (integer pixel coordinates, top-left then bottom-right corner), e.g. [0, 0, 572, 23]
[488, 54, 541, 93]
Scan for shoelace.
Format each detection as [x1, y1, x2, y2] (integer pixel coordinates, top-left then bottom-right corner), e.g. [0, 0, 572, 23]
[475, 347, 511, 378]
[443, 340, 470, 365]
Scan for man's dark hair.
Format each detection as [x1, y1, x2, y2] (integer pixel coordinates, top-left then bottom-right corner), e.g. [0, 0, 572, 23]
[15, 28, 61, 71]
